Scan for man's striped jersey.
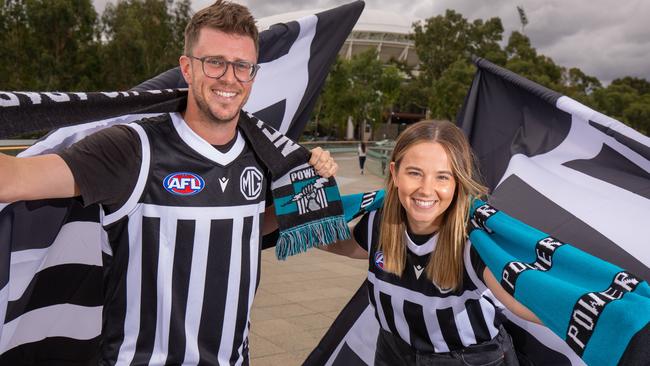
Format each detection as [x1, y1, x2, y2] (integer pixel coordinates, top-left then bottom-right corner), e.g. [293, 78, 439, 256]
[60, 113, 268, 365]
[353, 209, 503, 353]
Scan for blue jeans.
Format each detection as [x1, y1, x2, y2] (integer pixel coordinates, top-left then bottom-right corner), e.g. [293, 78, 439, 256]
[374, 326, 519, 366]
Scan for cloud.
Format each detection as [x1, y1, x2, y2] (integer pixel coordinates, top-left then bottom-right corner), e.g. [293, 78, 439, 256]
[92, 0, 650, 83]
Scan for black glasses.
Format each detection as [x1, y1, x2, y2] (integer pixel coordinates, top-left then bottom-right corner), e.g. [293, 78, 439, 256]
[187, 55, 260, 82]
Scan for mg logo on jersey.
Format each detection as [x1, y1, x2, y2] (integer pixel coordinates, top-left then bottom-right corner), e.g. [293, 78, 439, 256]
[374, 251, 385, 271]
[163, 172, 205, 196]
[240, 166, 263, 200]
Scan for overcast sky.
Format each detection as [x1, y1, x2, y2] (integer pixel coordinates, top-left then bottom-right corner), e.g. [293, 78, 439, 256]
[94, 0, 650, 84]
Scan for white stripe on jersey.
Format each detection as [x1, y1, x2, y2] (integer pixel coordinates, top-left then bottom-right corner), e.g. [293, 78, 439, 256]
[370, 280, 390, 332]
[217, 217, 243, 364]
[464, 241, 500, 341]
[392, 296, 410, 345]
[141, 202, 265, 220]
[365, 211, 377, 252]
[234, 213, 261, 366]
[182, 218, 212, 365]
[423, 307, 448, 352]
[103, 122, 151, 226]
[149, 215, 178, 364]
[368, 274, 483, 309]
[454, 302, 478, 345]
[116, 204, 146, 365]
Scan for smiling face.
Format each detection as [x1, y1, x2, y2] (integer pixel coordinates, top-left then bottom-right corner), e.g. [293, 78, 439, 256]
[180, 27, 257, 126]
[390, 141, 456, 235]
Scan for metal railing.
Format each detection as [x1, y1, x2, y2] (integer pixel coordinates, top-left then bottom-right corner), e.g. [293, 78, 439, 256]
[301, 140, 394, 178]
[0, 140, 36, 156]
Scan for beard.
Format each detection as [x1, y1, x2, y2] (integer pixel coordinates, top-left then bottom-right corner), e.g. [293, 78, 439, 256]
[193, 83, 242, 125]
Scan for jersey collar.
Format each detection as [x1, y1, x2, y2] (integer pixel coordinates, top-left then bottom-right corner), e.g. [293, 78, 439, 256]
[170, 112, 245, 166]
[405, 231, 438, 256]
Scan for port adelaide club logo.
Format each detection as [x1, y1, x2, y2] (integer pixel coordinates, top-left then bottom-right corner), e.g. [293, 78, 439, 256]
[163, 172, 205, 196]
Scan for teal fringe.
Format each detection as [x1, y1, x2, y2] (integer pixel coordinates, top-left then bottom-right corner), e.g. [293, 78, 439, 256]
[275, 215, 350, 260]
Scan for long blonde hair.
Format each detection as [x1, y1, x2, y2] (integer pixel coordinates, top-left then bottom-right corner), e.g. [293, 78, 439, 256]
[378, 120, 487, 290]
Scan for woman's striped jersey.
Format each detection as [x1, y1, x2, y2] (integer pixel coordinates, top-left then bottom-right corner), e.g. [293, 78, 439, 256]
[353, 208, 504, 353]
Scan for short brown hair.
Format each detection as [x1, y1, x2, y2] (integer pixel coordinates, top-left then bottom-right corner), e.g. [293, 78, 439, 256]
[379, 120, 487, 290]
[184, 0, 259, 55]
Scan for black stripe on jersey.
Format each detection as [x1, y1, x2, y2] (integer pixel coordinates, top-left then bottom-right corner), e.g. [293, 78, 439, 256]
[5, 263, 102, 322]
[230, 216, 253, 364]
[256, 213, 264, 290]
[366, 281, 381, 322]
[198, 219, 234, 365]
[102, 219, 130, 365]
[403, 300, 434, 352]
[436, 307, 463, 351]
[132, 216, 161, 365]
[480, 295, 503, 328]
[465, 298, 492, 343]
[469, 246, 486, 284]
[379, 292, 399, 336]
[165, 220, 196, 365]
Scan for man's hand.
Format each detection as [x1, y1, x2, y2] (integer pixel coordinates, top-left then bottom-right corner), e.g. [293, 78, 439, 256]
[309, 147, 338, 178]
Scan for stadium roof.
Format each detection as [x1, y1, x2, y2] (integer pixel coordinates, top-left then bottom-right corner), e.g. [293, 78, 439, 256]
[258, 8, 421, 67]
[257, 8, 417, 34]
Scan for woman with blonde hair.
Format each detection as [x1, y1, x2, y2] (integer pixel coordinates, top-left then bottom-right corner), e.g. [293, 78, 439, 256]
[322, 120, 540, 365]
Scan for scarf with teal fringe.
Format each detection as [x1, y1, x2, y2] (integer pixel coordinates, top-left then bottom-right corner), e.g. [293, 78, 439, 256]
[238, 113, 349, 260]
[339, 191, 650, 366]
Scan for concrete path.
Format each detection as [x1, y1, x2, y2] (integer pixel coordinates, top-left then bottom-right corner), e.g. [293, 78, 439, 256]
[249, 152, 385, 365]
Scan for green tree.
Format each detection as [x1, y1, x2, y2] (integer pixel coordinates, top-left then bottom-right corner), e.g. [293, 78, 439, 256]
[590, 82, 650, 135]
[99, 0, 192, 90]
[316, 50, 403, 139]
[0, 0, 99, 90]
[412, 10, 506, 119]
[505, 31, 564, 91]
[563, 67, 602, 101]
[429, 59, 475, 120]
[610, 77, 650, 95]
[622, 95, 650, 135]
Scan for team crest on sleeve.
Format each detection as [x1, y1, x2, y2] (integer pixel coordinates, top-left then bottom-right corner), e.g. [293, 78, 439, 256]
[284, 167, 329, 215]
[374, 251, 385, 271]
[240, 166, 263, 200]
[163, 172, 205, 196]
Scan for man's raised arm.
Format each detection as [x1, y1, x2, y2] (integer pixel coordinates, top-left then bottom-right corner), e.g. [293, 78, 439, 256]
[0, 153, 78, 203]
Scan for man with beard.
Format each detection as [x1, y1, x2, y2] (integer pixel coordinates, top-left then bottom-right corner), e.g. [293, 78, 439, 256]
[0, 1, 337, 364]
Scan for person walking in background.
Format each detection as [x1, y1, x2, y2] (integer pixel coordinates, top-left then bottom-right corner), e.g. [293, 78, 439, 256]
[322, 120, 541, 365]
[358, 141, 367, 174]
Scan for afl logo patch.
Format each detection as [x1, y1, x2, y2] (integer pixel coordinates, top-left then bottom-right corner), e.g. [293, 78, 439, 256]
[163, 172, 205, 196]
[374, 251, 385, 271]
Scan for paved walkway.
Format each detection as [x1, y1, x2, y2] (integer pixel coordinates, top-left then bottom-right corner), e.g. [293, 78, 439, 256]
[249, 152, 385, 365]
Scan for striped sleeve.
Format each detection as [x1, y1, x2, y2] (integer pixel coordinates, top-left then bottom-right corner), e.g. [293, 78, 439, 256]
[469, 244, 487, 285]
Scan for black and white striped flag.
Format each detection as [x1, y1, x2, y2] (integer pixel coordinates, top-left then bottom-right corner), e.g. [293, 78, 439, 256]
[305, 58, 650, 366]
[0, 2, 364, 363]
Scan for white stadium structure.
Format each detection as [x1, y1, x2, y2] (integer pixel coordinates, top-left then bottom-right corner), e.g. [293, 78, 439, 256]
[258, 8, 420, 68]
